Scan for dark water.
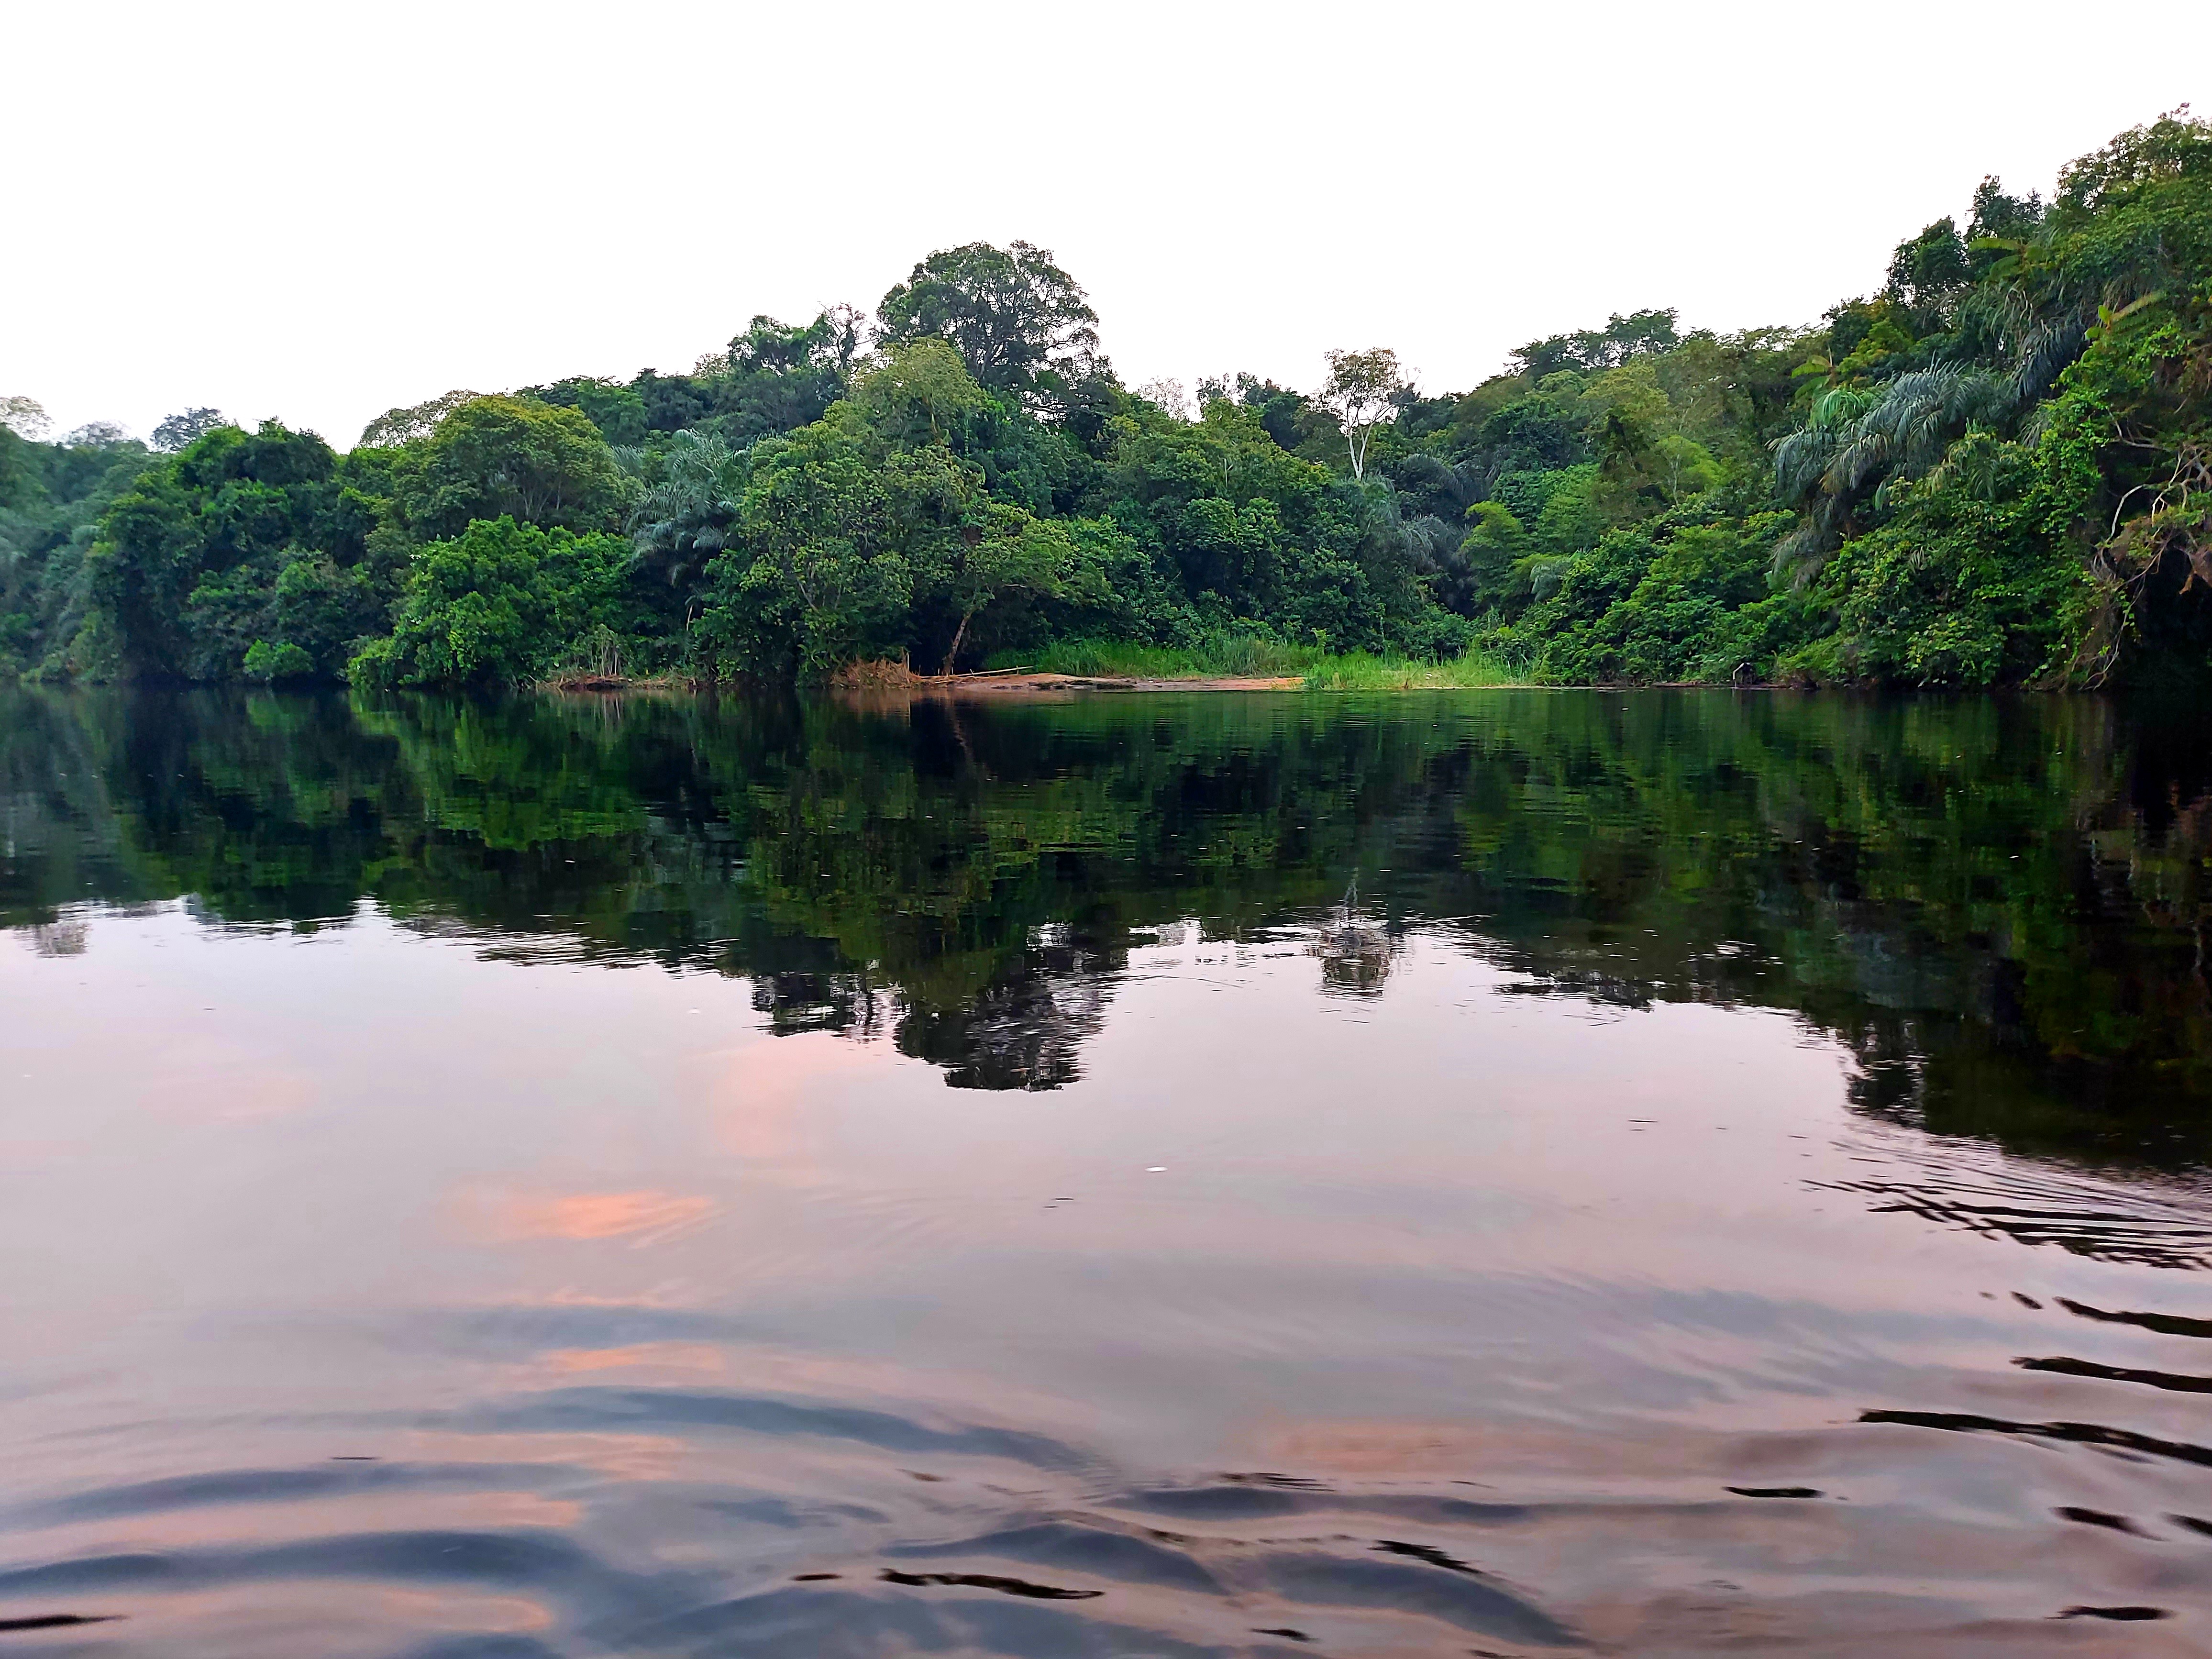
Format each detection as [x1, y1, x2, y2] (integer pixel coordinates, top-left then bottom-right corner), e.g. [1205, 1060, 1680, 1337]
[4, 686, 2212, 1657]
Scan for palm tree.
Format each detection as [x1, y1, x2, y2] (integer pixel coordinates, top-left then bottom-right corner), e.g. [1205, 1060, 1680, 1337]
[628, 431, 747, 591]
[1393, 453, 1498, 520]
[1768, 221, 2177, 581]
[1771, 367, 2017, 578]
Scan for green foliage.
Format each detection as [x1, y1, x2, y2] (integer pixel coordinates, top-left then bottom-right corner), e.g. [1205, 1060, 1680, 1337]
[359, 388, 486, 449]
[627, 427, 747, 597]
[152, 408, 232, 453]
[1454, 500, 1530, 612]
[84, 421, 376, 682]
[349, 516, 629, 688]
[875, 241, 1104, 411]
[521, 376, 650, 446]
[1512, 309, 1681, 378]
[0, 423, 155, 677]
[699, 309, 861, 443]
[388, 395, 633, 541]
[1093, 397, 1439, 654]
[850, 340, 996, 446]
[934, 503, 1094, 673]
[683, 349, 1154, 679]
[691, 411, 972, 678]
[1510, 510, 1806, 685]
[1791, 433, 2095, 686]
[1300, 647, 1523, 689]
[243, 639, 315, 681]
[993, 635, 1325, 678]
[1760, 107, 2212, 686]
[19, 111, 2211, 692]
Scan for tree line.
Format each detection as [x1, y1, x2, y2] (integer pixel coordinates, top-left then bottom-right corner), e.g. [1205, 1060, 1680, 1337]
[3, 109, 2209, 690]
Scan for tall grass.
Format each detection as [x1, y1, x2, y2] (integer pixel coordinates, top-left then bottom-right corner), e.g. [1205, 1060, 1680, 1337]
[987, 637, 1328, 678]
[1300, 647, 1526, 690]
[984, 637, 1531, 688]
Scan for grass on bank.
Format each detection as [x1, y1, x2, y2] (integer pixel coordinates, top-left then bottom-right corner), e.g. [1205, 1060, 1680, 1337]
[984, 637, 1528, 688]
[1298, 648, 1526, 689]
[988, 637, 1327, 678]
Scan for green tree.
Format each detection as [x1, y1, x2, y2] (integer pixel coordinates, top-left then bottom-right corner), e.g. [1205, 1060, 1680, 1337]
[851, 339, 995, 446]
[876, 242, 1104, 410]
[357, 388, 485, 449]
[1316, 348, 1406, 481]
[628, 428, 748, 594]
[521, 377, 651, 446]
[934, 504, 1091, 674]
[85, 421, 357, 680]
[390, 395, 633, 541]
[1885, 218, 1974, 328]
[691, 310, 862, 445]
[692, 414, 973, 678]
[1458, 500, 1530, 613]
[349, 516, 629, 688]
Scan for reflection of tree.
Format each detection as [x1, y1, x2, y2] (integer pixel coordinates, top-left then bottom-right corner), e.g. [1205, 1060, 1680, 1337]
[3, 686, 2208, 1152]
[895, 934, 1118, 1089]
[1438, 693, 2212, 1165]
[27, 918, 87, 956]
[751, 969, 890, 1039]
[1, 691, 150, 927]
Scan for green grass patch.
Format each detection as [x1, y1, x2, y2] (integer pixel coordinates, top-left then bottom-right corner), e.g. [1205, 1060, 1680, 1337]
[984, 638, 1531, 688]
[1300, 648, 1526, 690]
[986, 637, 1329, 679]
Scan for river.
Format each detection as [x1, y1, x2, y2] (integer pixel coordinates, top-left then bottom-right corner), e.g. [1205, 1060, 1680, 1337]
[2, 686, 2209, 1655]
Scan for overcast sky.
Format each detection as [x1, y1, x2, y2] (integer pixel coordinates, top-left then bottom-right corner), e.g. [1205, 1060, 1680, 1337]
[7, 0, 2208, 447]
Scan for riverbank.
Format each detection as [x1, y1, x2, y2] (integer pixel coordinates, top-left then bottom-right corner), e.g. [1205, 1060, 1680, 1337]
[828, 648, 1527, 696]
[956, 640, 1530, 692]
[846, 667, 1307, 695]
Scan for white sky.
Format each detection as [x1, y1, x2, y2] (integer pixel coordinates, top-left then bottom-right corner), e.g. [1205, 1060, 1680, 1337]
[6, 1, 2207, 448]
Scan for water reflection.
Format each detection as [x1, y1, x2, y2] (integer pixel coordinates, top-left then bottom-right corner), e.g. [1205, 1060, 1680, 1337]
[6, 686, 2209, 1152]
[5, 686, 2212, 1653]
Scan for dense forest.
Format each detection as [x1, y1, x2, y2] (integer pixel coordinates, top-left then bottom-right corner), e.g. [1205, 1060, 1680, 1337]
[3, 111, 2208, 691]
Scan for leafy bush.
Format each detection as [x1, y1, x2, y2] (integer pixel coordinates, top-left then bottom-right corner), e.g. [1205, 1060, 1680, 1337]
[243, 640, 315, 681]
[349, 517, 629, 688]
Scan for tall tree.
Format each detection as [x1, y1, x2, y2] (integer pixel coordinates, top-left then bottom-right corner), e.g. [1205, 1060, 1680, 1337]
[0, 397, 51, 440]
[629, 429, 747, 592]
[935, 505, 1086, 675]
[875, 242, 1104, 411]
[1317, 348, 1406, 481]
[391, 396, 633, 539]
[1512, 310, 1681, 378]
[86, 422, 359, 680]
[152, 408, 232, 452]
[725, 306, 864, 378]
[358, 389, 487, 450]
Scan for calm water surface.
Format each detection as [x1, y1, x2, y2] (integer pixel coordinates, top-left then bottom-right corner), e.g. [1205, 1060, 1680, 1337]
[3, 686, 2212, 1656]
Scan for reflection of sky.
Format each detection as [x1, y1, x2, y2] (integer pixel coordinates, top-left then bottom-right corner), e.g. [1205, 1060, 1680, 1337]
[9, 911, 2211, 1438]
[8, 907, 2212, 1647]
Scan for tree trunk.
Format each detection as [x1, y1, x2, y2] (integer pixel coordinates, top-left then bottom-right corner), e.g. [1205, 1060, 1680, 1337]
[941, 608, 974, 678]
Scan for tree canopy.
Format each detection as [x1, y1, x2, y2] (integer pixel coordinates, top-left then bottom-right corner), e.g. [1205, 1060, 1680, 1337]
[875, 241, 1105, 412]
[5, 115, 2210, 693]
